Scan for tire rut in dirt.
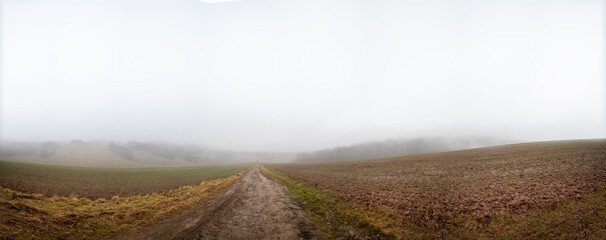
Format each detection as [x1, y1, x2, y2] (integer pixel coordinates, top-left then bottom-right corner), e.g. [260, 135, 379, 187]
[131, 164, 316, 240]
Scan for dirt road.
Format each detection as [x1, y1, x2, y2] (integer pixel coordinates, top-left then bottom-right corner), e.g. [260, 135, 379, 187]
[124, 163, 314, 240]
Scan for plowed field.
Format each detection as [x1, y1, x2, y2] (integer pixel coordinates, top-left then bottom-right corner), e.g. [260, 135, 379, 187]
[266, 140, 606, 237]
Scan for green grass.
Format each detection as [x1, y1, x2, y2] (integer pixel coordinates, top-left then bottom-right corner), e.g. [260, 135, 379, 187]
[0, 160, 253, 199]
[260, 165, 396, 240]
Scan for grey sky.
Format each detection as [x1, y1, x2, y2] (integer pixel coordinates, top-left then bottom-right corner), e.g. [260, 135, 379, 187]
[1, 0, 604, 151]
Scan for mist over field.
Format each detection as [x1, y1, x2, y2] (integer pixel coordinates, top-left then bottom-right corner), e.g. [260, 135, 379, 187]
[0, 140, 296, 167]
[1, 1, 606, 239]
[0, 0, 604, 153]
[296, 136, 514, 163]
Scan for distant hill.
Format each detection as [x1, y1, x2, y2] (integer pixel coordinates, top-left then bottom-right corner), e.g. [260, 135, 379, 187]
[296, 137, 515, 163]
[0, 141, 296, 167]
[0, 137, 514, 166]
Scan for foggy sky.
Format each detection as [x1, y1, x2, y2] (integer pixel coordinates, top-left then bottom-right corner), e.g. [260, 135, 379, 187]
[1, 0, 604, 151]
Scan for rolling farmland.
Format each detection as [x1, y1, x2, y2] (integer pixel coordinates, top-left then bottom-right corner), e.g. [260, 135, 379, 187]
[0, 160, 252, 199]
[2, 140, 605, 239]
[2, 0, 601, 238]
[265, 140, 606, 238]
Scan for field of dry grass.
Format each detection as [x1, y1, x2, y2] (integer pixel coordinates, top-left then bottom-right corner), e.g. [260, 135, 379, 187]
[266, 140, 606, 238]
[0, 160, 252, 199]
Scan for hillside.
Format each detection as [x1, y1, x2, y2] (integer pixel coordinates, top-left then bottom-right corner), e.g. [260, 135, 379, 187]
[296, 137, 513, 163]
[266, 139, 606, 238]
[0, 141, 295, 167]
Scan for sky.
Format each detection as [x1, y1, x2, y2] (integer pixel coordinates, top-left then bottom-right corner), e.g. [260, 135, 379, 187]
[0, 0, 604, 151]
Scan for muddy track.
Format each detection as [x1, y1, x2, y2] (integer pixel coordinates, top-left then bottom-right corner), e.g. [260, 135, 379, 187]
[122, 163, 315, 240]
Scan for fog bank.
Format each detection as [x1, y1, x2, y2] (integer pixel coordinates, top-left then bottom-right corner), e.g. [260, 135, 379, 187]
[1, 0, 604, 151]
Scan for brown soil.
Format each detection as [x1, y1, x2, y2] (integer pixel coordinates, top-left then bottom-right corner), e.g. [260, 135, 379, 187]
[267, 140, 606, 229]
[121, 163, 315, 240]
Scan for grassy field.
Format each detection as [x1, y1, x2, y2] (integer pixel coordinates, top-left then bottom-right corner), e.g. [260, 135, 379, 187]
[0, 160, 253, 199]
[265, 139, 606, 238]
